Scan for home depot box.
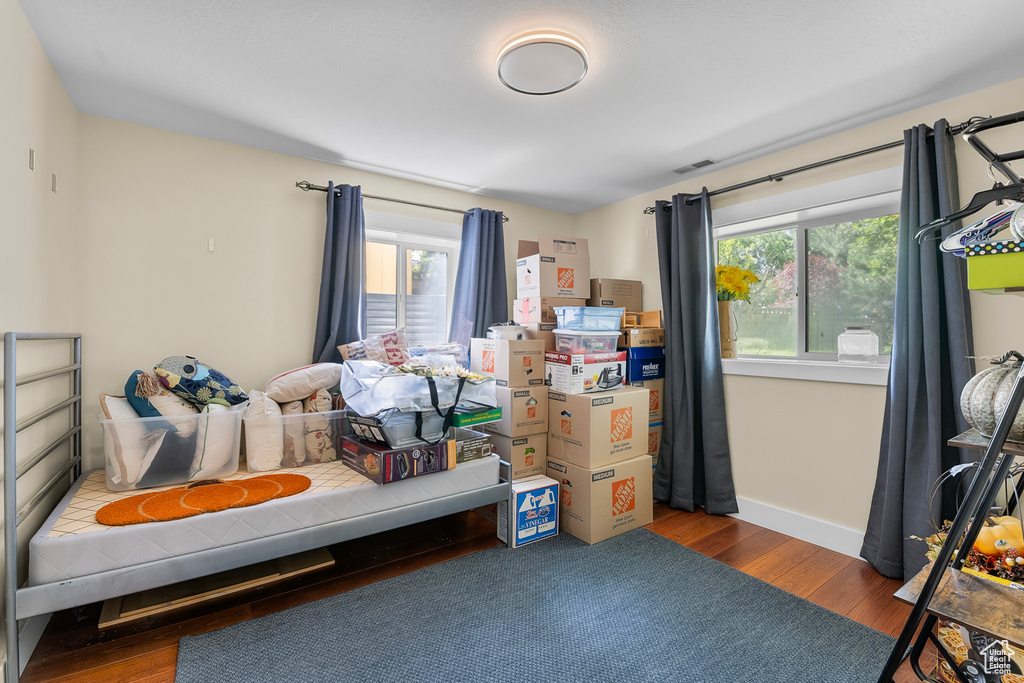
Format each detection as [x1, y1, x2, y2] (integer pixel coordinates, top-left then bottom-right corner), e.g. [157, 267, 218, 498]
[648, 422, 663, 459]
[625, 346, 666, 382]
[470, 338, 545, 387]
[588, 278, 642, 311]
[546, 454, 653, 544]
[516, 236, 590, 299]
[488, 432, 546, 480]
[547, 387, 649, 469]
[630, 378, 664, 423]
[545, 350, 627, 394]
[513, 297, 586, 325]
[497, 475, 559, 548]
[482, 385, 548, 438]
[619, 328, 666, 348]
[522, 322, 557, 352]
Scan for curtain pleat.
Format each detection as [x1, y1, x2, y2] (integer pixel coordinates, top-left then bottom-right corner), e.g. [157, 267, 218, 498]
[449, 208, 507, 349]
[653, 190, 738, 515]
[860, 120, 975, 581]
[311, 183, 366, 363]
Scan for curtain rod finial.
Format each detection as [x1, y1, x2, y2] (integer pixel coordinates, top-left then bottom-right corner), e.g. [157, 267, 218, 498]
[296, 181, 311, 191]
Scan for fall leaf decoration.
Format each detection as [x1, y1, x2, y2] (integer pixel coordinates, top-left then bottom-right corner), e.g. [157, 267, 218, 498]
[96, 473, 311, 526]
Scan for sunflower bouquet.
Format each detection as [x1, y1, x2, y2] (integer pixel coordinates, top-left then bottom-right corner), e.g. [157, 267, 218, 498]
[715, 265, 759, 302]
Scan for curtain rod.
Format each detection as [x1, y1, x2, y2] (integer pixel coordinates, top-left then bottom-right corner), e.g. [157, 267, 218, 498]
[642, 117, 983, 214]
[295, 181, 509, 223]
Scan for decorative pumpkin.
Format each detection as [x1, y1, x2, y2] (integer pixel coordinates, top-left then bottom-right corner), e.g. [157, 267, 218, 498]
[960, 350, 1024, 443]
[973, 515, 1024, 556]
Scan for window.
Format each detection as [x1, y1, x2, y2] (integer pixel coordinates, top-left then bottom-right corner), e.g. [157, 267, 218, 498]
[716, 203, 899, 361]
[364, 232, 458, 346]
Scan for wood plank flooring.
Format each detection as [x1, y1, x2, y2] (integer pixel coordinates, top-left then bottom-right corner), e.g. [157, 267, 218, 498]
[19, 504, 929, 682]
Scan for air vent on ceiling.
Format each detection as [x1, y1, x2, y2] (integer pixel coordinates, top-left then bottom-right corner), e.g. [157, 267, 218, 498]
[672, 159, 716, 174]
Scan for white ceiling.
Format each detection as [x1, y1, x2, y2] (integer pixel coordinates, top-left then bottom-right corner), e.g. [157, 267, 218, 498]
[18, 0, 1024, 214]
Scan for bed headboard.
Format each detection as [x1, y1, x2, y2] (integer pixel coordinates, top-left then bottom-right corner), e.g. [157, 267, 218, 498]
[3, 332, 82, 683]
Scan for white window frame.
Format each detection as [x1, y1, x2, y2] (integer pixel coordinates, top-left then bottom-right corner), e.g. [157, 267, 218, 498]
[364, 211, 461, 343]
[711, 167, 902, 386]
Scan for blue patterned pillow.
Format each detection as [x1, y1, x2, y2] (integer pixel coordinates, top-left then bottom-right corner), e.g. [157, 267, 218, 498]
[154, 356, 248, 407]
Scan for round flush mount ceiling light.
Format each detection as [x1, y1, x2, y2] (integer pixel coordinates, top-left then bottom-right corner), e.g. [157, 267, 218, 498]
[496, 30, 588, 95]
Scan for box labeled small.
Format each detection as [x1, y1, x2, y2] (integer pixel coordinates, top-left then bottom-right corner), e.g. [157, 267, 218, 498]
[488, 432, 547, 480]
[588, 278, 642, 312]
[470, 338, 546, 387]
[482, 385, 548, 438]
[497, 475, 559, 548]
[516, 236, 591, 299]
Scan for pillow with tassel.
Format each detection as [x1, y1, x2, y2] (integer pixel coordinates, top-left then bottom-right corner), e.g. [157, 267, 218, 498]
[154, 355, 247, 407]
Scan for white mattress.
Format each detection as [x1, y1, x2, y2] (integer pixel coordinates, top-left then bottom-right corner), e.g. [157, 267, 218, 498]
[29, 455, 500, 585]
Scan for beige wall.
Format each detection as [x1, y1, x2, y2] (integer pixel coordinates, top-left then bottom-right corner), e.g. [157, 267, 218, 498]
[575, 76, 1024, 531]
[74, 115, 575, 472]
[1, 0, 80, 671]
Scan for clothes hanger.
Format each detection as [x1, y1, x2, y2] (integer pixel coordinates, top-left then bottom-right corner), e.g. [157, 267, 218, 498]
[914, 182, 1024, 242]
[938, 202, 1022, 255]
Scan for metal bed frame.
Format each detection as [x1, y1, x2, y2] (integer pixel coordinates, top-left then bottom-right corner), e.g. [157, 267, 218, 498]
[4, 332, 82, 683]
[3, 332, 511, 681]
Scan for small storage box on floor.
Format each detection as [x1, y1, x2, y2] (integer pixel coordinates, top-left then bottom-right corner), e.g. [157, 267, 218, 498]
[546, 454, 653, 544]
[547, 387, 649, 469]
[497, 475, 559, 548]
[487, 432, 546, 480]
[545, 350, 626, 394]
[103, 405, 244, 491]
[470, 338, 546, 387]
[516, 235, 590, 299]
[338, 435, 456, 485]
[553, 306, 625, 331]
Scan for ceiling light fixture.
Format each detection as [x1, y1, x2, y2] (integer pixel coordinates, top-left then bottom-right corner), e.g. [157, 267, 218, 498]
[496, 30, 588, 95]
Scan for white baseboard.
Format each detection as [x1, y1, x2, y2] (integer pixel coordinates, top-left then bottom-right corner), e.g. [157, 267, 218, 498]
[732, 497, 866, 559]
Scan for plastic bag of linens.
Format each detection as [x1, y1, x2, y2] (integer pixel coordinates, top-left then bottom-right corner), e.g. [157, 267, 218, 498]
[340, 357, 496, 417]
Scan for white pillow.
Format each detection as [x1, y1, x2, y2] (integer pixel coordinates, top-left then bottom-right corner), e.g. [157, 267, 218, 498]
[302, 388, 337, 463]
[264, 363, 343, 403]
[243, 390, 285, 472]
[191, 404, 242, 479]
[149, 392, 200, 437]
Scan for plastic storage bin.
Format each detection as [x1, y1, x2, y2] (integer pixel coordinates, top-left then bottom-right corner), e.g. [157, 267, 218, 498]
[102, 406, 244, 491]
[553, 329, 622, 354]
[553, 306, 625, 331]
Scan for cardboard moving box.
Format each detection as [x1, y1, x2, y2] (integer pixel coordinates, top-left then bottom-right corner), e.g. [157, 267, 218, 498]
[513, 297, 586, 324]
[588, 278, 642, 312]
[546, 454, 653, 544]
[547, 387, 649, 469]
[516, 236, 591, 299]
[470, 338, 546, 387]
[647, 422, 663, 458]
[619, 328, 666, 348]
[482, 385, 548, 438]
[522, 322, 557, 352]
[488, 432, 547, 480]
[497, 475, 559, 548]
[630, 378, 664, 423]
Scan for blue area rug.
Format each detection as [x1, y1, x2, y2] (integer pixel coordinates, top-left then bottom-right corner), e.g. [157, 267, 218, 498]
[176, 528, 894, 682]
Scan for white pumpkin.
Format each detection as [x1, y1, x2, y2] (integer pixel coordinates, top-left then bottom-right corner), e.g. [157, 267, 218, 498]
[960, 352, 1024, 442]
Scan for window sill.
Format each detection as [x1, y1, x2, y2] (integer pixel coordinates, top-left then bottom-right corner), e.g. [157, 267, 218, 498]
[721, 357, 889, 386]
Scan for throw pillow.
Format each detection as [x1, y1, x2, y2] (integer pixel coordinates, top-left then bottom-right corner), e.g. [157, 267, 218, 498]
[263, 363, 344, 404]
[243, 390, 285, 472]
[154, 356, 247, 407]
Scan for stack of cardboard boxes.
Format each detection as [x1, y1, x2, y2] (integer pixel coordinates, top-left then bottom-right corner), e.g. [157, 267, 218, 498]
[619, 310, 667, 479]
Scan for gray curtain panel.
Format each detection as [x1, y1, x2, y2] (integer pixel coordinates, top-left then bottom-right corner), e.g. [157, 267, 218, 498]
[860, 120, 975, 581]
[311, 182, 367, 363]
[653, 190, 738, 515]
[449, 208, 507, 349]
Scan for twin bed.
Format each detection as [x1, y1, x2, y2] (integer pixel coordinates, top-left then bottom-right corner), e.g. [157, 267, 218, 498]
[4, 333, 509, 682]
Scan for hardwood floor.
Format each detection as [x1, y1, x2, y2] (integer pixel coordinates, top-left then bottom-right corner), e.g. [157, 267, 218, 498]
[20, 503, 929, 682]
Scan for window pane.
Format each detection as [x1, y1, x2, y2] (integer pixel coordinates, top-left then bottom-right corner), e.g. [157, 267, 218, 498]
[806, 214, 897, 354]
[718, 230, 797, 356]
[405, 249, 448, 346]
[365, 241, 397, 337]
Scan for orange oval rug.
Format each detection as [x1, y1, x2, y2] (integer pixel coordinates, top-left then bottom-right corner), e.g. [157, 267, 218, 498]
[97, 473, 311, 526]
